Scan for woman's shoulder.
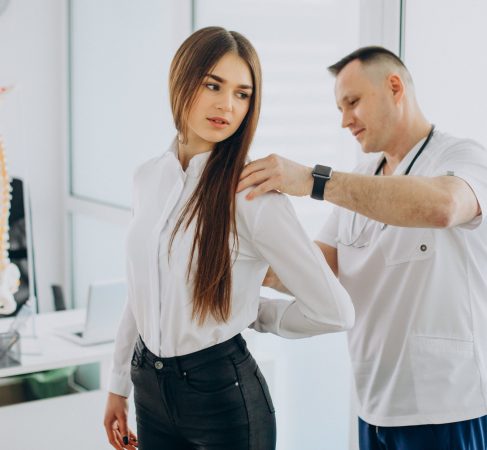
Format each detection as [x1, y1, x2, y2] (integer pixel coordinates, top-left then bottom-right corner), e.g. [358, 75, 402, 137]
[236, 187, 288, 209]
[133, 149, 177, 184]
[134, 155, 164, 177]
[235, 188, 293, 231]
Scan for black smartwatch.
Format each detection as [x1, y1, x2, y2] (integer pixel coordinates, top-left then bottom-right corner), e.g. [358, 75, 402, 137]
[311, 164, 333, 200]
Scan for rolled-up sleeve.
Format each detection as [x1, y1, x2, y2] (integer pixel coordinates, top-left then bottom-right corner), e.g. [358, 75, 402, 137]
[248, 192, 354, 338]
[431, 140, 487, 229]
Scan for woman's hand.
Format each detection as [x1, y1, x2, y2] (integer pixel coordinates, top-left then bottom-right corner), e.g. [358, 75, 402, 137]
[263, 267, 291, 295]
[104, 392, 138, 449]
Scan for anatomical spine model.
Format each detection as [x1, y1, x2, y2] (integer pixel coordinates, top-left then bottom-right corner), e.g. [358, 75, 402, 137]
[0, 86, 20, 314]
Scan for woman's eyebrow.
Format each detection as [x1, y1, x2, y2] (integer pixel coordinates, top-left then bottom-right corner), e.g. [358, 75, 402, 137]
[205, 73, 253, 90]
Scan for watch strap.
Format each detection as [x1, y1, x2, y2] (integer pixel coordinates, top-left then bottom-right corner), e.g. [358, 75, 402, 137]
[311, 165, 332, 200]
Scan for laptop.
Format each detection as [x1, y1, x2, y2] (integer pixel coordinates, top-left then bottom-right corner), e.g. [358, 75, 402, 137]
[55, 280, 127, 346]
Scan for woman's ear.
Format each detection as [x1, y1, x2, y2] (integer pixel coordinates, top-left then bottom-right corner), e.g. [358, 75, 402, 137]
[177, 131, 188, 145]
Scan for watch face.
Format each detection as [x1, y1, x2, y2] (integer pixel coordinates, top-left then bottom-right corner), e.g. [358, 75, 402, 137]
[313, 165, 332, 178]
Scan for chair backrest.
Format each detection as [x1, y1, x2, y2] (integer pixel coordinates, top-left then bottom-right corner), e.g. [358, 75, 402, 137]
[51, 284, 66, 311]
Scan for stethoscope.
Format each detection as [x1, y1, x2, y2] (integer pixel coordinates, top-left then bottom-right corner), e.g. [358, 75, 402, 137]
[374, 124, 436, 176]
[341, 124, 436, 248]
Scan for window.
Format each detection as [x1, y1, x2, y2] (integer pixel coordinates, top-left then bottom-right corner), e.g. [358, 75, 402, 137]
[69, 0, 181, 207]
[68, 0, 190, 306]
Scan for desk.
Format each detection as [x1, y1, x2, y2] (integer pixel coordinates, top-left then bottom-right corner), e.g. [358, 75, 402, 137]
[0, 389, 136, 450]
[0, 309, 113, 386]
[0, 310, 134, 450]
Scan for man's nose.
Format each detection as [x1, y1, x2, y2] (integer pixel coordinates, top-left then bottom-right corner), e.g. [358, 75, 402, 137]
[341, 110, 353, 129]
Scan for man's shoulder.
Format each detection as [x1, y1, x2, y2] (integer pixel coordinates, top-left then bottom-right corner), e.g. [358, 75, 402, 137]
[422, 131, 487, 179]
[432, 130, 485, 153]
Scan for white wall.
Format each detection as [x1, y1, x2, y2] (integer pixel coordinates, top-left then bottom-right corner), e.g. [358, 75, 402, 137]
[0, 0, 66, 312]
[403, 0, 487, 148]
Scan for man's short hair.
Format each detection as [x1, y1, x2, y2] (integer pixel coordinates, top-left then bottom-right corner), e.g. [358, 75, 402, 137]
[328, 46, 412, 86]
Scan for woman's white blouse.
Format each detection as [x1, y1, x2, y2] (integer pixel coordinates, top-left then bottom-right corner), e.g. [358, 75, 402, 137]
[109, 140, 354, 397]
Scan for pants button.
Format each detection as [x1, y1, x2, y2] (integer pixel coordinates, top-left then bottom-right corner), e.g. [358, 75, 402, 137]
[154, 360, 163, 370]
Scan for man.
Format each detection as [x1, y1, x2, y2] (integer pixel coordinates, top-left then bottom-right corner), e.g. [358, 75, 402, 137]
[239, 47, 487, 449]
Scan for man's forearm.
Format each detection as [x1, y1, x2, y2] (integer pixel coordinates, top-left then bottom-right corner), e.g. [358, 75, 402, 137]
[325, 172, 478, 228]
[238, 155, 479, 228]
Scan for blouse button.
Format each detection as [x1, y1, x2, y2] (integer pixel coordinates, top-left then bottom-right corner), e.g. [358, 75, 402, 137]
[420, 244, 427, 252]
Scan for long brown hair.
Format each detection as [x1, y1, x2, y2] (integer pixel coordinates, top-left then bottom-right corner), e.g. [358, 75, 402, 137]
[168, 27, 262, 324]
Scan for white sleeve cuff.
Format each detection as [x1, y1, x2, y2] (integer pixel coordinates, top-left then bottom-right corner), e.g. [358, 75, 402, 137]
[108, 368, 132, 398]
[251, 296, 354, 339]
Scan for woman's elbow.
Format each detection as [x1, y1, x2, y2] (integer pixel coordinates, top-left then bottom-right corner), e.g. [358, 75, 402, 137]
[340, 302, 355, 330]
[333, 288, 355, 330]
[314, 296, 355, 332]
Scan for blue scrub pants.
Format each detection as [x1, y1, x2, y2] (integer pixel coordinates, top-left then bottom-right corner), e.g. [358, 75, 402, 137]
[359, 415, 487, 450]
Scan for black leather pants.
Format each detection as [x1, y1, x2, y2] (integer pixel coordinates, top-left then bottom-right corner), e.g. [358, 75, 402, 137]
[130, 334, 276, 450]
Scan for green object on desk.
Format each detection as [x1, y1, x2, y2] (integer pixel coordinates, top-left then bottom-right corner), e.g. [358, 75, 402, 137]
[23, 366, 77, 399]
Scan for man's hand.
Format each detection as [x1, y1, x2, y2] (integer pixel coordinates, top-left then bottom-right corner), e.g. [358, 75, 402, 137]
[237, 154, 314, 200]
[104, 392, 138, 450]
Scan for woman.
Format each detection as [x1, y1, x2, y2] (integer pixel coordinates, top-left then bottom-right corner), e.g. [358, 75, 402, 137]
[104, 26, 354, 450]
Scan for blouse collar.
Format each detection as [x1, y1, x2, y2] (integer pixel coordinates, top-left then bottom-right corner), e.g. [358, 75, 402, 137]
[165, 137, 212, 178]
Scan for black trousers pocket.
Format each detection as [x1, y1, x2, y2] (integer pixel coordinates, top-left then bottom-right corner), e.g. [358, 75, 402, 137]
[184, 356, 238, 394]
[255, 367, 275, 414]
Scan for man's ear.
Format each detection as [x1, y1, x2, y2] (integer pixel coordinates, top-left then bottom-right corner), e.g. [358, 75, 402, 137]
[388, 73, 405, 104]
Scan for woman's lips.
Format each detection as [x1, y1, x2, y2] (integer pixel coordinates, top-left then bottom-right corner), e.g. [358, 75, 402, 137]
[207, 117, 230, 129]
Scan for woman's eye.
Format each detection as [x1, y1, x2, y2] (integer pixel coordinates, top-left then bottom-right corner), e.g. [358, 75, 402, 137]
[237, 92, 250, 100]
[205, 83, 219, 91]
[350, 98, 359, 106]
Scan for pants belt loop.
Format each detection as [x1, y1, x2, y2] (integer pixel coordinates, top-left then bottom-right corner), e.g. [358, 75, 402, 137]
[138, 335, 147, 367]
[176, 358, 185, 378]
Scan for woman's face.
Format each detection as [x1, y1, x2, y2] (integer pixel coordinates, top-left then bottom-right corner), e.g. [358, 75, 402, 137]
[185, 52, 253, 149]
